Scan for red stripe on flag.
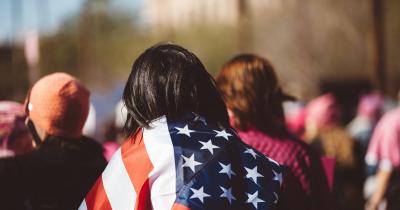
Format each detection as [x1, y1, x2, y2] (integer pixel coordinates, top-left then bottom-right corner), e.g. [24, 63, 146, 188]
[121, 129, 154, 210]
[171, 203, 191, 210]
[135, 178, 153, 210]
[85, 177, 112, 210]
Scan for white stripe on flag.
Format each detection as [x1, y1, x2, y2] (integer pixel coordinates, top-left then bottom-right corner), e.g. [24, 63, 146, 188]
[78, 199, 87, 210]
[144, 116, 177, 210]
[102, 148, 137, 210]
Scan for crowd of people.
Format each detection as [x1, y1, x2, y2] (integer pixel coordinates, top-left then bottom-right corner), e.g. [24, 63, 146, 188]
[0, 43, 399, 210]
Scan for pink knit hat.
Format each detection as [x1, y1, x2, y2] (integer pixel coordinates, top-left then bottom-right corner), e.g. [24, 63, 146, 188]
[306, 93, 340, 128]
[26, 72, 90, 138]
[357, 93, 383, 119]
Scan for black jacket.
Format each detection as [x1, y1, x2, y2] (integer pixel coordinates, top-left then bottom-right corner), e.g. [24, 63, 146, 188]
[0, 136, 107, 210]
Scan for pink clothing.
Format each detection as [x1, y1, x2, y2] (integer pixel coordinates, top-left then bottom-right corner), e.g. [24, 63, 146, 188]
[238, 128, 331, 210]
[285, 107, 306, 136]
[103, 141, 119, 161]
[0, 101, 30, 157]
[320, 156, 335, 192]
[366, 107, 400, 171]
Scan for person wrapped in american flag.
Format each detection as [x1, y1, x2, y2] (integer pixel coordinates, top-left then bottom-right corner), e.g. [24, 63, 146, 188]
[79, 43, 283, 210]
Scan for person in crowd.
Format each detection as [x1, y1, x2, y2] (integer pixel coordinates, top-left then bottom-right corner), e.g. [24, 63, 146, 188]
[79, 43, 282, 210]
[82, 102, 97, 138]
[304, 93, 364, 210]
[365, 107, 400, 210]
[0, 72, 107, 210]
[0, 101, 33, 157]
[216, 53, 331, 210]
[101, 100, 127, 161]
[114, 99, 127, 131]
[284, 101, 307, 137]
[347, 93, 383, 160]
[101, 119, 121, 161]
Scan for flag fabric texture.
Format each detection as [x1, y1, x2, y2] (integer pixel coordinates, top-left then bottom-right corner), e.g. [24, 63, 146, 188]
[79, 113, 282, 210]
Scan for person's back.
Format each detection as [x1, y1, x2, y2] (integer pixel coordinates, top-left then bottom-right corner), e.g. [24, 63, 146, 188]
[238, 128, 330, 210]
[365, 107, 400, 210]
[1, 135, 106, 209]
[81, 113, 282, 209]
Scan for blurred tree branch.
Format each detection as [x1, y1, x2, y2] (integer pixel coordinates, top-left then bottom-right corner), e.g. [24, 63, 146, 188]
[368, 0, 386, 93]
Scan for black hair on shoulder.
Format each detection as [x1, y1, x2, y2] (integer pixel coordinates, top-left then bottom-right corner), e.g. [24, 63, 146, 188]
[123, 43, 229, 137]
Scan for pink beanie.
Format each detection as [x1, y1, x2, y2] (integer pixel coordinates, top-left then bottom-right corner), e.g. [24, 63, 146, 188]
[357, 93, 383, 119]
[27, 72, 90, 138]
[306, 93, 340, 128]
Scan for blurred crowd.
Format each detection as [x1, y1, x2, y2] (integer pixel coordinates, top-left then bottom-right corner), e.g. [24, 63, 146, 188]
[0, 43, 399, 210]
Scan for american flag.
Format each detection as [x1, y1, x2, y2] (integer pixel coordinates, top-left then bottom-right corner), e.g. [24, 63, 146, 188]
[79, 113, 282, 210]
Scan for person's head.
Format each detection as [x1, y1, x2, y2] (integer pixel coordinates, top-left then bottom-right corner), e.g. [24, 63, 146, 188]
[305, 93, 340, 128]
[304, 93, 341, 141]
[357, 93, 383, 120]
[0, 101, 33, 157]
[25, 72, 90, 142]
[216, 53, 293, 136]
[123, 43, 229, 136]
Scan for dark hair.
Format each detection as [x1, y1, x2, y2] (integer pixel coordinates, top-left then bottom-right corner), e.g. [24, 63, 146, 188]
[123, 43, 229, 137]
[216, 54, 293, 137]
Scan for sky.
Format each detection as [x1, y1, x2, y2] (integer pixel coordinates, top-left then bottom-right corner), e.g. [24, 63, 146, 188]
[0, 0, 140, 43]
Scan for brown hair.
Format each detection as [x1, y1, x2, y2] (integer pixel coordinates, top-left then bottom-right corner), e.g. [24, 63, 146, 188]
[216, 54, 291, 136]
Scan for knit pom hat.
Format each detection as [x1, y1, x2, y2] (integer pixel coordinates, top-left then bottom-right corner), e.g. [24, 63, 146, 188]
[306, 93, 341, 129]
[27, 72, 90, 138]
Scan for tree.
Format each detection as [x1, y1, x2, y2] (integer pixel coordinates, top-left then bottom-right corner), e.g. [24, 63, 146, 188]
[367, 0, 386, 92]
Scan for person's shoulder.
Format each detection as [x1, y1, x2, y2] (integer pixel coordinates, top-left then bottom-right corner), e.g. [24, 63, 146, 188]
[379, 108, 400, 127]
[280, 133, 322, 162]
[176, 134, 283, 209]
[279, 133, 311, 153]
[80, 135, 102, 145]
[78, 136, 105, 154]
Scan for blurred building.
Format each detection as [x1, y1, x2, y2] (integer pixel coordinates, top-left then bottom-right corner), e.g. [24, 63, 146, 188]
[0, 44, 29, 101]
[142, 0, 286, 33]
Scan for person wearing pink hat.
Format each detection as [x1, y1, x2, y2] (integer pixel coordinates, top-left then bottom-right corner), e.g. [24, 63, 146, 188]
[347, 93, 384, 159]
[304, 93, 365, 210]
[0, 101, 33, 157]
[0, 72, 106, 210]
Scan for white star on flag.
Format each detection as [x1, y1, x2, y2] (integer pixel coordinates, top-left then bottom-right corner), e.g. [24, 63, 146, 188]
[244, 148, 258, 159]
[273, 170, 283, 185]
[220, 186, 236, 204]
[213, 129, 232, 140]
[273, 192, 278, 204]
[190, 186, 210, 203]
[194, 114, 207, 125]
[176, 125, 195, 137]
[219, 162, 236, 179]
[246, 191, 265, 208]
[267, 157, 280, 166]
[182, 154, 202, 172]
[245, 166, 263, 184]
[199, 139, 220, 154]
